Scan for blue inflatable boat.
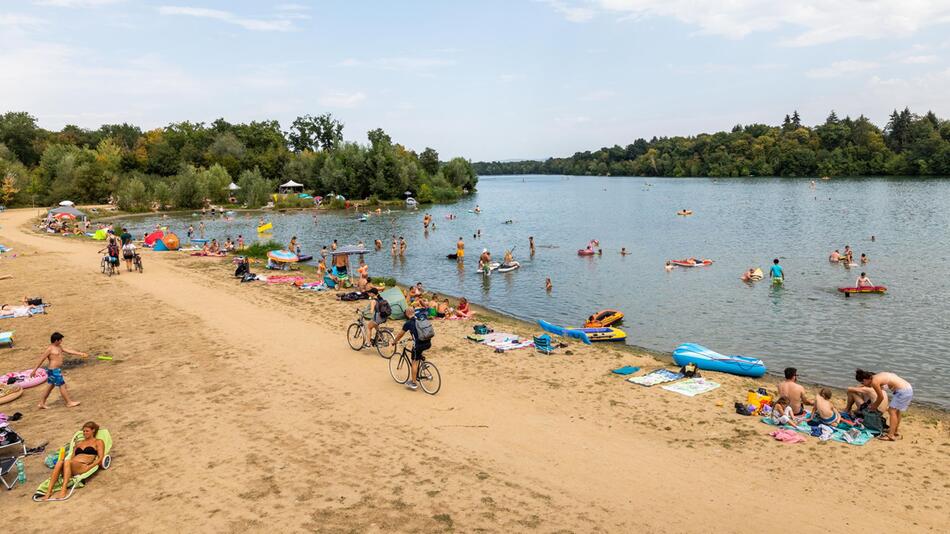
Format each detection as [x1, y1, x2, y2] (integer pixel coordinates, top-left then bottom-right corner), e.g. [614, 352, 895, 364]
[672, 343, 766, 378]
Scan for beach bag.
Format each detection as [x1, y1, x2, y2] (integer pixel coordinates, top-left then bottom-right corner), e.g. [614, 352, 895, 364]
[473, 324, 491, 335]
[26, 297, 43, 306]
[859, 409, 887, 433]
[377, 299, 392, 320]
[415, 316, 435, 342]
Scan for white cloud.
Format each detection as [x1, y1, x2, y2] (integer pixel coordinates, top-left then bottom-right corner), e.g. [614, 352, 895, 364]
[546, 1, 950, 46]
[902, 54, 938, 64]
[319, 91, 367, 109]
[33, 0, 123, 6]
[0, 13, 46, 31]
[158, 6, 295, 32]
[805, 60, 878, 79]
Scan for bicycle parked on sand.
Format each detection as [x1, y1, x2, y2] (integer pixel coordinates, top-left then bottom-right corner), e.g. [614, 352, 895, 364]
[389, 340, 441, 395]
[346, 310, 396, 359]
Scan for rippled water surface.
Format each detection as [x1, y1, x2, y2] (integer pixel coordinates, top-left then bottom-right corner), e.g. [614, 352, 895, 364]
[124, 175, 950, 407]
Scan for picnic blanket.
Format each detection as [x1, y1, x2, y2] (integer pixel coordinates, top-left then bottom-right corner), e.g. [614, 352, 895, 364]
[662, 377, 721, 397]
[298, 282, 327, 291]
[627, 368, 684, 387]
[471, 332, 534, 352]
[0, 306, 46, 319]
[760, 418, 876, 446]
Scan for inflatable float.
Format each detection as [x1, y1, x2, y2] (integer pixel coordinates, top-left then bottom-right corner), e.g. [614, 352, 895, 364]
[671, 259, 713, 267]
[577, 249, 596, 256]
[838, 286, 887, 294]
[297, 254, 313, 262]
[569, 326, 626, 342]
[144, 230, 164, 246]
[497, 261, 520, 273]
[585, 310, 623, 328]
[0, 384, 22, 405]
[257, 222, 273, 233]
[538, 320, 591, 345]
[672, 343, 766, 378]
[3, 368, 47, 389]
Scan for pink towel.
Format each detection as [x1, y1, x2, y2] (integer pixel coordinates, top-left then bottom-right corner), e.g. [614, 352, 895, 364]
[267, 276, 304, 284]
[769, 429, 806, 443]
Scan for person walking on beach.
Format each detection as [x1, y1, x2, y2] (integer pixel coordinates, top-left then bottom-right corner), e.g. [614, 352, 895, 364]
[31, 332, 87, 409]
[770, 258, 784, 283]
[855, 369, 913, 441]
[777, 368, 812, 417]
[456, 237, 465, 262]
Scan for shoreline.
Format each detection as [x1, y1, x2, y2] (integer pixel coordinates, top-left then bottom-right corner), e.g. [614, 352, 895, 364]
[35, 209, 950, 415]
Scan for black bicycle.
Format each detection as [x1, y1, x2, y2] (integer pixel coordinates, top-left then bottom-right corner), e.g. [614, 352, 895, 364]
[389, 341, 441, 395]
[346, 310, 396, 359]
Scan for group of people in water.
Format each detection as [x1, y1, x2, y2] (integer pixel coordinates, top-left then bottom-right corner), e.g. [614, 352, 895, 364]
[774, 366, 913, 441]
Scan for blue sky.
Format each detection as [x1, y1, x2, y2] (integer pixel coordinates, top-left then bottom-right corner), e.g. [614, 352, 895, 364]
[2, 1, 949, 160]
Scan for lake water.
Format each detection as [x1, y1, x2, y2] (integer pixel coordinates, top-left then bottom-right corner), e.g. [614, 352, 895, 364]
[123, 175, 950, 407]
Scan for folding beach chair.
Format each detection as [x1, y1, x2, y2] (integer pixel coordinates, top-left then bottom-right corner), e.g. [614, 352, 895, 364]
[33, 428, 112, 501]
[534, 334, 554, 355]
[0, 428, 26, 490]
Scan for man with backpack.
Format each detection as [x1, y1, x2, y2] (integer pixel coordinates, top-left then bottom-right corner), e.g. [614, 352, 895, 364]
[393, 303, 435, 391]
[364, 291, 391, 348]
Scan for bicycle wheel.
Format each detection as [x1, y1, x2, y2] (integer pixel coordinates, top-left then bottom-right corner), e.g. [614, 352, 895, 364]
[389, 352, 410, 384]
[136, 258, 143, 273]
[346, 323, 364, 351]
[418, 361, 442, 395]
[374, 329, 397, 359]
[101, 258, 107, 274]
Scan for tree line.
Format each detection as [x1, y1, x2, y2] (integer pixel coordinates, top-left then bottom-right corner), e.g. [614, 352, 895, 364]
[0, 112, 478, 211]
[473, 108, 950, 178]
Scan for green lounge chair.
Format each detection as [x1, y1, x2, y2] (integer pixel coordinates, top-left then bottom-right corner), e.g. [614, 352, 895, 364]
[33, 428, 112, 501]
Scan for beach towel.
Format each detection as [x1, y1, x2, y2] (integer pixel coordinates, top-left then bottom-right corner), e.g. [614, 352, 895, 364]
[611, 366, 640, 375]
[760, 418, 875, 446]
[266, 276, 304, 284]
[662, 378, 721, 397]
[474, 332, 535, 352]
[0, 306, 46, 319]
[627, 369, 684, 387]
[298, 282, 327, 291]
[769, 429, 807, 444]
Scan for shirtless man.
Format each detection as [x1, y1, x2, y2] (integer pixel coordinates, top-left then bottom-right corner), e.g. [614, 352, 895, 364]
[479, 249, 491, 270]
[856, 272, 873, 288]
[31, 332, 87, 409]
[810, 388, 840, 426]
[776, 367, 812, 417]
[829, 250, 840, 262]
[856, 369, 913, 441]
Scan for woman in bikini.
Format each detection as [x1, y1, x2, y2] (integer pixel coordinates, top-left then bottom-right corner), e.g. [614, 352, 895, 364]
[43, 421, 105, 500]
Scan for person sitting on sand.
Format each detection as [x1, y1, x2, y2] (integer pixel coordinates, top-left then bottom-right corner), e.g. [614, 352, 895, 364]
[770, 397, 798, 426]
[856, 272, 873, 288]
[845, 380, 888, 415]
[409, 282, 424, 301]
[201, 241, 211, 254]
[860, 253, 869, 264]
[224, 238, 234, 252]
[31, 332, 87, 409]
[810, 388, 840, 426]
[209, 239, 220, 254]
[777, 367, 812, 417]
[453, 297, 470, 318]
[829, 250, 840, 262]
[436, 299, 451, 318]
[855, 369, 913, 441]
[41, 421, 105, 501]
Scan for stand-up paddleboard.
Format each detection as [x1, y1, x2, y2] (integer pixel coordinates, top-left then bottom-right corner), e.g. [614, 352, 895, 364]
[673, 343, 766, 378]
[497, 261, 520, 273]
[538, 320, 591, 345]
[475, 262, 500, 275]
[838, 286, 887, 294]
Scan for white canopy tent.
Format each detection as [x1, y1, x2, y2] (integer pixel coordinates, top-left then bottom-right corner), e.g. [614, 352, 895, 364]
[227, 182, 241, 191]
[278, 180, 304, 194]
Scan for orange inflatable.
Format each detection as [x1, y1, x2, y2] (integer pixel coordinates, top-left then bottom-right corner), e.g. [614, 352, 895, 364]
[162, 233, 180, 251]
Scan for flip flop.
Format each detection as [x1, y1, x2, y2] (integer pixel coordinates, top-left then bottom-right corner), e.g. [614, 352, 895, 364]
[878, 434, 899, 441]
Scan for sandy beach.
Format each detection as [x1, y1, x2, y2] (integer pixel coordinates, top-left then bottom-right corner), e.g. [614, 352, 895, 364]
[1, 207, 948, 533]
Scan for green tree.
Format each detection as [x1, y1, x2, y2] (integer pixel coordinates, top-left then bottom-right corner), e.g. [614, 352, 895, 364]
[0, 111, 41, 166]
[419, 147, 440, 176]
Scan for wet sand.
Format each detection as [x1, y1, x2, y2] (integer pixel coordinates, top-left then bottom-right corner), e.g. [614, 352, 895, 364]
[1, 207, 948, 533]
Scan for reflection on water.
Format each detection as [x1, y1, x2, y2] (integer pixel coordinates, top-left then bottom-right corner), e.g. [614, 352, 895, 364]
[124, 175, 950, 407]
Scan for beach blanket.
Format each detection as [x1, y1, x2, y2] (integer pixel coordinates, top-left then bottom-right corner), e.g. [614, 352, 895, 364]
[760, 418, 876, 446]
[266, 276, 304, 284]
[441, 311, 473, 321]
[474, 332, 534, 352]
[298, 282, 327, 291]
[611, 366, 640, 375]
[662, 377, 721, 397]
[627, 369, 684, 387]
[0, 306, 46, 319]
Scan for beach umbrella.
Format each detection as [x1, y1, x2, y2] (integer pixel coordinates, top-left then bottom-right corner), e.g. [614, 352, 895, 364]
[267, 250, 299, 263]
[53, 212, 76, 220]
[59, 200, 75, 206]
[404, 191, 412, 196]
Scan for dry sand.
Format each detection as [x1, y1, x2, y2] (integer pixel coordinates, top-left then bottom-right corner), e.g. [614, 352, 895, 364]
[0, 207, 948, 533]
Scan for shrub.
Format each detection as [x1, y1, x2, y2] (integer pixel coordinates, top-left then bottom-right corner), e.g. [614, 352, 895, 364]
[242, 240, 283, 259]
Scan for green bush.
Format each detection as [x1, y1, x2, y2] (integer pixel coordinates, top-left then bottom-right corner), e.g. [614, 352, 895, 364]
[242, 240, 283, 259]
[326, 196, 347, 209]
[371, 276, 397, 287]
[273, 194, 313, 209]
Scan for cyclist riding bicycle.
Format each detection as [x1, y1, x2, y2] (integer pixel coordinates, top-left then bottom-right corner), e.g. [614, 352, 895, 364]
[393, 303, 435, 390]
[363, 289, 389, 347]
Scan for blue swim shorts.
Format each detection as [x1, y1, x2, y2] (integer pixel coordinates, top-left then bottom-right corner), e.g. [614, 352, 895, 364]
[46, 367, 65, 387]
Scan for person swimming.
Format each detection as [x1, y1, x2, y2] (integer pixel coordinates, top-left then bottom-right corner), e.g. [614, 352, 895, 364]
[860, 253, 869, 264]
[829, 250, 840, 262]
